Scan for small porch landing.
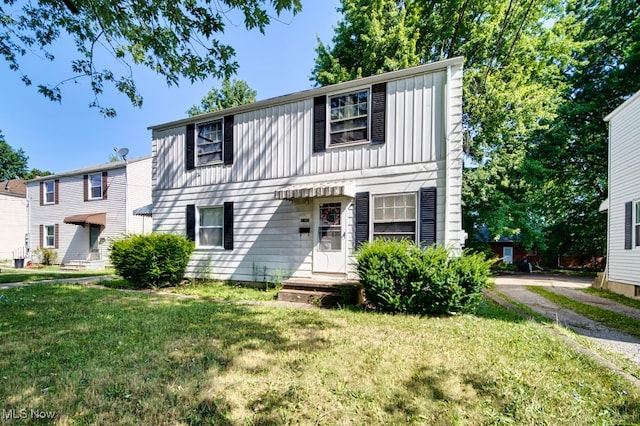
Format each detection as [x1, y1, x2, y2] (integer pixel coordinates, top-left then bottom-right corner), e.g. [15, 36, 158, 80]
[277, 277, 363, 307]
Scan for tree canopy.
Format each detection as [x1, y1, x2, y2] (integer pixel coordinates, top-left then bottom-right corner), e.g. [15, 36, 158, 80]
[187, 79, 257, 116]
[0, 131, 52, 180]
[0, 0, 301, 116]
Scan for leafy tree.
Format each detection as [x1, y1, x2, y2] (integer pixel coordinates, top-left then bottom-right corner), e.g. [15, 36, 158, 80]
[0, 0, 301, 116]
[0, 132, 28, 180]
[186, 78, 257, 116]
[22, 168, 53, 180]
[312, 0, 577, 250]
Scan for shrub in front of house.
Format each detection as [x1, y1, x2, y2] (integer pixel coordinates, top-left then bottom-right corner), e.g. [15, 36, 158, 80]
[110, 234, 195, 288]
[355, 239, 492, 315]
[36, 248, 58, 265]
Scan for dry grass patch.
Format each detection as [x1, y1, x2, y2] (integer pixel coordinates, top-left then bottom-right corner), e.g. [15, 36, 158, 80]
[1, 284, 639, 425]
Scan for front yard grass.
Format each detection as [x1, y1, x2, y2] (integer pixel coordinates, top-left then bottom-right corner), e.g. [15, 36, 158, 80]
[1, 284, 639, 425]
[0, 266, 113, 284]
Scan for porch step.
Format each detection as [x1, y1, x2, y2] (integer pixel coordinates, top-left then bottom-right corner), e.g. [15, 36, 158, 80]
[277, 278, 363, 307]
[60, 260, 106, 271]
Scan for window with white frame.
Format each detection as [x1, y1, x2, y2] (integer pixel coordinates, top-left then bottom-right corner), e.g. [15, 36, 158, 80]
[44, 180, 55, 204]
[44, 225, 55, 248]
[88, 173, 102, 199]
[198, 206, 224, 248]
[197, 120, 223, 165]
[635, 200, 640, 248]
[329, 89, 369, 146]
[373, 193, 417, 241]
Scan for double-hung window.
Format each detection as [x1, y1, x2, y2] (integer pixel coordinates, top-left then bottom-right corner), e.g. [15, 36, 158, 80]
[44, 180, 55, 204]
[373, 193, 417, 241]
[329, 89, 369, 146]
[198, 206, 224, 248]
[44, 225, 55, 248]
[197, 120, 223, 165]
[88, 173, 102, 199]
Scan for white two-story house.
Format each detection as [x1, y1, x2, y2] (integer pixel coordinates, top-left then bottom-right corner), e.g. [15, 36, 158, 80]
[149, 57, 465, 282]
[26, 157, 152, 267]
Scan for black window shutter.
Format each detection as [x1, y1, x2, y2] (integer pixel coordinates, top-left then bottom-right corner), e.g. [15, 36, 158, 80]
[625, 201, 633, 250]
[224, 202, 234, 250]
[186, 204, 196, 242]
[419, 187, 437, 247]
[223, 115, 234, 165]
[83, 175, 88, 201]
[40, 182, 43, 206]
[313, 95, 327, 153]
[54, 179, 59, 204]
[355, 192, 370, 249]
[371, 82, 387, 145]
[186, 123, 195, 171]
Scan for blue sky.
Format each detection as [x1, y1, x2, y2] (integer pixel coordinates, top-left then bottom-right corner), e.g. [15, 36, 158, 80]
[0, 1, 341, 174]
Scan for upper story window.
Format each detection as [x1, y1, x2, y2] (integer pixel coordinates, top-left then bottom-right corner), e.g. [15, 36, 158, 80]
[373, 193, 417, 242]
[329, 89, 369, 146]
[197, 120, 223, 165]
[44, 180, 55, 204]
[88, 173, 103, 199]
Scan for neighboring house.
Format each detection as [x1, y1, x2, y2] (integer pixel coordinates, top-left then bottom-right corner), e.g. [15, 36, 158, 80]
[474, 227, 540, 266]
[601, 91, 640, 297]
[26, 157, 152, 266]
[150, 57, 465, 282]
[0, 179, 27, 261]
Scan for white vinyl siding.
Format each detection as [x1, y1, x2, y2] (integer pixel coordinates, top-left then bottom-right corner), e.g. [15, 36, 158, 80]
[0, 193, 28, 260]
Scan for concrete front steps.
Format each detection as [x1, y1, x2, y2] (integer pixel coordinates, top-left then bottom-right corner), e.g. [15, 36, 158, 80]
[60, 260, 106, 271]
[277, 277, 363, 307]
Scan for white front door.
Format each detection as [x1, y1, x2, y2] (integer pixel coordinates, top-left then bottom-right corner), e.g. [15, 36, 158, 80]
[503, 246, 513, 264]
[313, 199, 347, 273]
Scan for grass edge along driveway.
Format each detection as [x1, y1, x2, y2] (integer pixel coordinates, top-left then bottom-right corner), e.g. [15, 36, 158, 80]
[1, 283, 639, 425]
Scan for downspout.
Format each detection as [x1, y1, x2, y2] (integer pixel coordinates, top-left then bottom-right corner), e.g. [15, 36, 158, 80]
[604, 119, 612, 287]
[444, 65, 451, 249]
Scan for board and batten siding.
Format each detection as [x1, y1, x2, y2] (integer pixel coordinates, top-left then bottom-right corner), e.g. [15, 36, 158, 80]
[151, 58, 464, 281]
[0, 194, 27, 260]
[606, 91, 640, 286]
[126, 158, 153, 234]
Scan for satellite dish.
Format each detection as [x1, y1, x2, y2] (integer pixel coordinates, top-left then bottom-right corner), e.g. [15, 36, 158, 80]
[117, 147, 129, 160]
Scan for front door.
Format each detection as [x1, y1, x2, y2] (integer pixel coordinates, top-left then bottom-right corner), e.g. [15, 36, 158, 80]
[89, 225, 101, 260]
[503, 246, 513, 264]
[313, 199, 347, 273]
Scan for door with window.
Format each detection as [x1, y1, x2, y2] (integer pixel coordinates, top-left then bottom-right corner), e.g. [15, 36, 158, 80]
[313, 199, 347, 273]
[89, 225, 101, 260]
[503, 246, 513, 264]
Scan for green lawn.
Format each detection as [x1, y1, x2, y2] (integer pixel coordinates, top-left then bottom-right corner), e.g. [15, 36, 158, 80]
[1, 284, 639, 425]
[0, 266, 113, 284]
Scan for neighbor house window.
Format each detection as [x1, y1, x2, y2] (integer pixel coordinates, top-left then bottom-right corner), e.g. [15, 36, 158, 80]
[88, 173, 102, 199]
[198, 206, 224, 248]
[44, 180, 55, 204]
[44, 225, 55, 248]
[635, 201, 640, 248]
[197, 120, 223, 165]
[373, 193, 417, 241]
[329, 89, 369, 146]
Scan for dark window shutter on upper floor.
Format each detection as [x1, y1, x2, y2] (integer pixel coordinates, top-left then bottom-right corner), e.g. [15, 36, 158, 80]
[371, 82, 387, 145]
[186, 123, 195, 171]
[313, 95, 327, 153]
[83, 175, 88, 201]
[39, 182, 43, 206]
[54, 179, 59, 204]
[224, 202, 234, 250]
[224, 115, 234, 165]
[102, 171, 108, 200]
[355, 192, 370, 249]
[419, 187, 437, 247]
[186, 204, 196, 242]
[625, 201, 633, 250]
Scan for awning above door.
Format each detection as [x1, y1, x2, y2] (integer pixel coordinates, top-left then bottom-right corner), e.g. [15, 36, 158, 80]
[275, 181, 356, 200]
[133, 204, 153, 216]
[63, 212, 106, 226]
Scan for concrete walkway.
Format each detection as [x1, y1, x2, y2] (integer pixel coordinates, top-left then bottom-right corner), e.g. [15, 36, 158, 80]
[0, 275, 119, 290]
[490, 273, 640, 368]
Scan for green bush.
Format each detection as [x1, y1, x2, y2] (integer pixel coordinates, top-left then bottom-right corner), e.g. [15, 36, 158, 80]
[36, 248, 58, 265]
[355, 239, 492, 315]
[110, 233, 195, 288]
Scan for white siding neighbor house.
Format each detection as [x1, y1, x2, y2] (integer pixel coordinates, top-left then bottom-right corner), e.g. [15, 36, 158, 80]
[0, 179, 27, 262]
[26, 157, 152, 267]
[150, 57, 465, 283]
[602, 90, 640, 297]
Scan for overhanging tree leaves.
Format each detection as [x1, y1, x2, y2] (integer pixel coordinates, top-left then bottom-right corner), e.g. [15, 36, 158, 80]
[186, 78, 257, 116]
[0, 131, 28, 180]
[0, 0, 301, 116]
